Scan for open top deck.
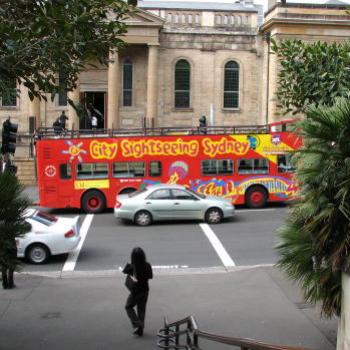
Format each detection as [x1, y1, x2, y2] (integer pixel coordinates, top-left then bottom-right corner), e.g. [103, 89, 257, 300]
[35, 124, 284, 140]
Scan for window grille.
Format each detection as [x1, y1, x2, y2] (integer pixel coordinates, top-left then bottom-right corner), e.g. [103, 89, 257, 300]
[123, 59, 133, 106]
[224, 61, 239, 109]
[175, 59, 190, 108]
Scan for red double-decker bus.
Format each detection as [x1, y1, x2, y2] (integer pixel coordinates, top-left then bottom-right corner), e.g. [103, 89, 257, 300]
[35, 121, 300, 213]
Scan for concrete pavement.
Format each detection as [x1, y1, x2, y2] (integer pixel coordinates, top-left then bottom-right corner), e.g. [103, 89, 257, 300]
[0, 266, 337, 350]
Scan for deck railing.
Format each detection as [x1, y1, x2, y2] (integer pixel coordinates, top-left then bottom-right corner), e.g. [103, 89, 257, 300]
[157, 316, 312, 350]
[35, 124, 270, 140]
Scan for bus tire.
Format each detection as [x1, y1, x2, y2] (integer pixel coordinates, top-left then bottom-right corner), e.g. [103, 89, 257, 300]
[26, 244, 50, 264]
[119, 188, 136, 195]
[82, 190, 106, 213]
[205, 207, 223, 224]
[245, 186, 268, 208]
[134, 210, 152, 226]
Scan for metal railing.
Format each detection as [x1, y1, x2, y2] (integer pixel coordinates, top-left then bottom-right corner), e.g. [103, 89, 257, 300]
[35, 124, 270, 140]
[157, 316, 312, 350]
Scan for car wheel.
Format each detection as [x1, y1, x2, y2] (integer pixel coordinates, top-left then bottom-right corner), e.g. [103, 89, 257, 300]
[82, 190, 106, 213]
[246, 186, 268, 208]
[134, 210, 152, 226]
[26, 244, 50, 264]
[205, 208, 223, 224]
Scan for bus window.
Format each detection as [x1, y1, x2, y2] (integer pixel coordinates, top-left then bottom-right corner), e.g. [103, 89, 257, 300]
[202, 159, 233, 175]
[60, 164, 72, 179]
[76, 163, 108, 179]
[277, 154, 295, 173]
[149, 161, 162, 177]
[238, 158, 269, 174]
[113, 162, 145, 178]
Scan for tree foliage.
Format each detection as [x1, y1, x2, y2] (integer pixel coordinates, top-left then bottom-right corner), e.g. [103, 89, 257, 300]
[0, 172, 32, 271]
[0, 0, 130, 101]
[271, 39, 350, 115]
[276, 98, 350, 317]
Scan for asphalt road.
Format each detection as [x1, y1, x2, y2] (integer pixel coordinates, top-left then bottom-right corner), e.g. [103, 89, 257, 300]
[21, 205, 288, 273]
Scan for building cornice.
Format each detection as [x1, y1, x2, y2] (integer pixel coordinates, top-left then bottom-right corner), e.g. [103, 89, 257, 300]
[162, 27, 258, 36]
[260, 18, 350, 33]
[265, 3, 350, 17]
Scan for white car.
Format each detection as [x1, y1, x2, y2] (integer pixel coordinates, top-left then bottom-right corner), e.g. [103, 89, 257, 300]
[17, 209, 81, 264]
[114, 184, 235, 226]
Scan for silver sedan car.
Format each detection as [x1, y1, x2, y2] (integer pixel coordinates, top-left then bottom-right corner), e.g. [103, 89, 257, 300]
[114, 184, 235, 226]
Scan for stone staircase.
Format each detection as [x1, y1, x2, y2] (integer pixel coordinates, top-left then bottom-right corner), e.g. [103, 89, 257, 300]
[15, 158, 36, 186]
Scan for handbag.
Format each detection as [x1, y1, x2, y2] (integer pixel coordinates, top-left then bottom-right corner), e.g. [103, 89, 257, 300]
[125, 274, 137, 292]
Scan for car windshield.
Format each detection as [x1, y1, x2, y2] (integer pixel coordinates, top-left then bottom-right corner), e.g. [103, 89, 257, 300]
[30, 211, 58, 226]
[186, 188, 206, 199]
[128, 188, 147, 198]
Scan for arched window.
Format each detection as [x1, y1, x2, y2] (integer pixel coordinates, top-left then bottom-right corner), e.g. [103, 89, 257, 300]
[224, 61, 239, 109]
[123, 59, 133, 106]
[174, 59, 190, 108]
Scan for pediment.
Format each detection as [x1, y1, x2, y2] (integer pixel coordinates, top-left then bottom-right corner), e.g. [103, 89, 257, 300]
[124, 8, 164, 27]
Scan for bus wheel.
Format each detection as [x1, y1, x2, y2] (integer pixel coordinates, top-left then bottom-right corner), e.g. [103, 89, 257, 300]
[246, 186, 268, 208]
[82, 190, 106, 213]
[205, 207, 223, 224]
[134, 210, 152, 226]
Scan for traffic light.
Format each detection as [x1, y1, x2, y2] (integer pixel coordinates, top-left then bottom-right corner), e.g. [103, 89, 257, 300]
[1, 118, 18, 155]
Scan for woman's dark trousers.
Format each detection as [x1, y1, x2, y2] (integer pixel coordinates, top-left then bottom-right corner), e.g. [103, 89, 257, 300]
[2, 267, 14, 289]
[125, 292, 149, 328]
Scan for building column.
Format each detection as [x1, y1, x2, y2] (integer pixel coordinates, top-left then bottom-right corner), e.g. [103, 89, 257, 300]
[29, 96, 41, 128]
[146, 44, 159, 127]
[68, 82, 80, 130]
[107, 50, 120, 129]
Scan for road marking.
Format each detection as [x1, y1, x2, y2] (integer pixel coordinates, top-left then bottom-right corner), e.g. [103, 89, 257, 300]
[62, 214, 94, 272]
[199, 223, 235, 267]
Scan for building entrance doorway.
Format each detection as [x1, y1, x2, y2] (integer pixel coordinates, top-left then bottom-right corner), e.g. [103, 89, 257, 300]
[80, 92, 106, 129]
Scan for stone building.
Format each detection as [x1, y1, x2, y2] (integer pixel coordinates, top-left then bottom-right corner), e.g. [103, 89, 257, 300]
[260, 0, 350, 122]
[0, 0, 264, 136]
[1, 0, 350, 134]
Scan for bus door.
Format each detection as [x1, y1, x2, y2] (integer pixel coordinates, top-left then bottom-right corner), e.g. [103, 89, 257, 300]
[57, 162, 75, 206]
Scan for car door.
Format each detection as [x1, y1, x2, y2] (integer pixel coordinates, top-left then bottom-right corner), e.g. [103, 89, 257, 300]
[144, 189, 174, 220]
[170, 189, 203, 219]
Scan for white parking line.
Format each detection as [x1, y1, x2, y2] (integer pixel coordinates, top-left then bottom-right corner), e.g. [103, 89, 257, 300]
[199, 223, 236, 268]
[62, 214, 94, 272]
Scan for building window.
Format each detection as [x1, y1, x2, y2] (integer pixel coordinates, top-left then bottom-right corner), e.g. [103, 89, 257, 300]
[224, 61, 239, 109]
[58, 73, 67, 106]
[123, 59, 133, 106]
[0, 79, 16, 107]
[174, 59, 190, 108]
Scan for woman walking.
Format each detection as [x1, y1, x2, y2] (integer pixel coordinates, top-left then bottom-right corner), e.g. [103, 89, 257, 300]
[123, 247, 153, 336]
